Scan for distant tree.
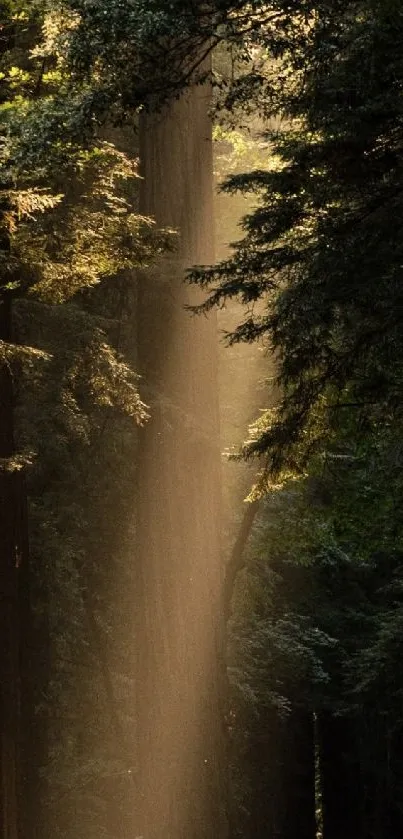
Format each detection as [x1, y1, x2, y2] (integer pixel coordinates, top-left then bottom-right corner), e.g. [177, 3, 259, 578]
[229, 411, 403, 839]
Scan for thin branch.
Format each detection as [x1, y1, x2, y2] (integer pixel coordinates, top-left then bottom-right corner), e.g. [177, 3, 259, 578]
[223, 496, 260, 623]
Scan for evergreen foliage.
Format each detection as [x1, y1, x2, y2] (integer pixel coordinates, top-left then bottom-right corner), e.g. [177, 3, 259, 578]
[229, 419, 403, 838]
[190, 0, 403, 478]
[4, 1, 403, 838]
[190, 3, 403, 838]
[0, 3, 174, 835]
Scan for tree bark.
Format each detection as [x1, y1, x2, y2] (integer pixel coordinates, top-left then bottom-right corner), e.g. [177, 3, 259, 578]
[317, 711, 362, 839]
[279, 708, 316, 839]
[239, 706, 316, 839]
[0, 273, 20, 839]
[136, 64, 227, 839]
[223, 499, 260, 624]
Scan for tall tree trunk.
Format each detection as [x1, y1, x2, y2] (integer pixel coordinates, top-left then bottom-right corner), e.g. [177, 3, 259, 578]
[136, 66, 227, 839]
[239, 707, 316, 839]
[0, 241, 20, 839]
[318, 711, 362, 839]
[18, 550, 49, 839]
[0, 20, 29, 834]
[279, 709, 316, 839]
[0, 177, 31, 839]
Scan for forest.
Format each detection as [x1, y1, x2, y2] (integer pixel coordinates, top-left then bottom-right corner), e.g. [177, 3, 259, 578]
[1, 2, 403, 839]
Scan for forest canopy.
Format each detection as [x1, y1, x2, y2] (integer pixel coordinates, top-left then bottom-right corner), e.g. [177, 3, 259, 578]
[190, 0, 403, 479]
[2, 3, 403, 839]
